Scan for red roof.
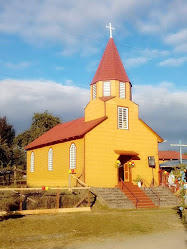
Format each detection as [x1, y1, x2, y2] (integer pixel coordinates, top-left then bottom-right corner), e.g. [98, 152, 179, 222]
[159, 151, 187, 160]
[25, 116, 107, 150]
[91, 38, 130, 85]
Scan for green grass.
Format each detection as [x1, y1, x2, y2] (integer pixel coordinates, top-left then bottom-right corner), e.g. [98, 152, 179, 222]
[0, 204, 184, 249]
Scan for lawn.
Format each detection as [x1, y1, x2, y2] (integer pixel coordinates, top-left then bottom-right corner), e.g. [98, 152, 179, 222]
[0, 204, 185, 249]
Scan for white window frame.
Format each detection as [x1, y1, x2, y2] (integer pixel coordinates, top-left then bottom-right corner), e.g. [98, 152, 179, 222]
[30, 152, 35, 172]
[118, 107, 128, 130]
[119, 82, 125, 99]
[103, 81, 111, 96]
[70, 143, 76, 169]
[93, 84, 96, 100]
[48, 148, 53, 171]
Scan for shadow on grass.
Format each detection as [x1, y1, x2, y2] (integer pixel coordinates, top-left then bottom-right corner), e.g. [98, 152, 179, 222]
[0, 212, 24, 221]
[173, 206, 187, 231]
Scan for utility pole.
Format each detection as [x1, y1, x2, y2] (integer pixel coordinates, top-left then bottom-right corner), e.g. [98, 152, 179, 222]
[170, 140, 187, 164]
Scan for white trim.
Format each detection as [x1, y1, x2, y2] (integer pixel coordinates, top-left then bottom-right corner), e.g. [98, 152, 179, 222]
[119, 82, 125, 99]
[48, 148, 53, 171]
[93, 84, 96, 100]
[118, 107, 128, 129]
[103, 81, 110, 96]
[30, 152, 34, 172]
[70, 143, 76, 169]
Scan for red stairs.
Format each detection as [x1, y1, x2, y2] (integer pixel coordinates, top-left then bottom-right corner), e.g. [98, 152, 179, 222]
[118, 181, 157, 209]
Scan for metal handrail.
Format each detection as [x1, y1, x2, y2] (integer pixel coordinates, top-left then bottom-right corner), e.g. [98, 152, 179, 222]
[119, 178, 140, 208]
[142, 178, 160, 206]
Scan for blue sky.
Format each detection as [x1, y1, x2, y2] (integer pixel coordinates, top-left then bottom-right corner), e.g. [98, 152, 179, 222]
[0, 0, 187, 152]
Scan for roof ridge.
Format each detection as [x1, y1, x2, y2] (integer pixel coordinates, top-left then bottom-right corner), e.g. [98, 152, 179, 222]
[25, 116, 107, 150]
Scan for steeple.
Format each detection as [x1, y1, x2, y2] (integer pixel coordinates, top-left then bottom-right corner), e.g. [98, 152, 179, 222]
[91, 38, 130, 85]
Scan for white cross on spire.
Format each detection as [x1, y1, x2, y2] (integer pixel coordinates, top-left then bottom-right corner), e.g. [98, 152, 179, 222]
[106, 22, 115, 38]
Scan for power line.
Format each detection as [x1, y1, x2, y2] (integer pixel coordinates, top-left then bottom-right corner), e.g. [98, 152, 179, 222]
[0, 15, 170, 55]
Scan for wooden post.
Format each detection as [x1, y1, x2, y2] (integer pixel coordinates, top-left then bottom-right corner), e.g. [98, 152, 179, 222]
[87, 190, 91, 207]
[20, 190, 23, 211]
[14, 166, 16, 186]
[56, 189, 60, 208]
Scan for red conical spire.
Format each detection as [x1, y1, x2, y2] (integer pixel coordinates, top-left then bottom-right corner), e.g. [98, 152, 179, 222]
[91, 38, 130, 85]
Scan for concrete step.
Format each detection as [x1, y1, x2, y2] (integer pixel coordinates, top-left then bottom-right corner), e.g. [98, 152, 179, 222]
[142, 186, 180, 207]
[91, 187, 135, 209]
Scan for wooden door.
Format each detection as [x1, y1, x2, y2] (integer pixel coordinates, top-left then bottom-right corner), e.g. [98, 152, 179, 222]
[124, 163, 130, 182]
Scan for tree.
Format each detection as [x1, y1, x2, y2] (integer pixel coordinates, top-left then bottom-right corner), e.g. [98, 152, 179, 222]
[0, 117, 15, 169]
[0, 117, 15, 146]
[15, 111, 61, 148]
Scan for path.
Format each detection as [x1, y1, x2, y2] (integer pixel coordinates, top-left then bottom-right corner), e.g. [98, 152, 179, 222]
[66, 230, 186, 249]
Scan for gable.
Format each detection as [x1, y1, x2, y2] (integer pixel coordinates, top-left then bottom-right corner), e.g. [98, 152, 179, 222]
[139, 119, 164, 143]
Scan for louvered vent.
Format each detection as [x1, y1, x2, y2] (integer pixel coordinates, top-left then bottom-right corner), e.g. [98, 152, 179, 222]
[30, 152, 34, 172]
[103, 81, 110, 96]
[118, 107, 128, 129]
[93, 84, 96, 100]
[48, 148, 53, 171]
[120, 82, 125, 98]
[70, 143, 76, 169]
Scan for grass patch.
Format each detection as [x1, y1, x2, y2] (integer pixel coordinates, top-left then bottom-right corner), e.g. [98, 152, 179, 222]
[0, 206, 184, 249]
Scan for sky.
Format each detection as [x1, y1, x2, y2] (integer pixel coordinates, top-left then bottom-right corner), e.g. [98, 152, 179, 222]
[0, 0, 187, 152]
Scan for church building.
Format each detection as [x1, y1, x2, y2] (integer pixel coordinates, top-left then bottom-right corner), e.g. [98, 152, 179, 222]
[25, 29, 164, 188]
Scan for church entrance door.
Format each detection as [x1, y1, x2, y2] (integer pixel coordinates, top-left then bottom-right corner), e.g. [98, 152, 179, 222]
[124, 163, 131, 182]
[117, 155, 132, 183]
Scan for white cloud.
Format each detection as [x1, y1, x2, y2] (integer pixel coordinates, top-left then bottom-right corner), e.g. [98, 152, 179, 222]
[164, 29, 187, 52]
[136, 0, 187, 34]
[0, 0, 160, 55]
[133, 82, 187, 149]
[86, 60, 99, 72]
[123, 49, 169, 69]
[55, 66, 64, 71]
[140, 49, 169, 57]
[158, 57, 187, 67]
[5, 62, 31, 69]
[0, 79, 89, 133]
[124, 57, 149, 69]
[0, 78, 186, 150]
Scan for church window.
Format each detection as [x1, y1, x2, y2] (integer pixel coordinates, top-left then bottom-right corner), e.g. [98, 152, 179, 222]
[30, 152, 35, 172]
[119, 82, 125, 98]
[48, 148, 53, 171]
[118, 107, 128, 129]
[70, 143, 76, 169]
[93, 84, 96, 100]
[103, 81, 111, 96]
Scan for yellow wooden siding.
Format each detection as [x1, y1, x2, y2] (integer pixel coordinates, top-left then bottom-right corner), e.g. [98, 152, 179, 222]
[27, 139, 84, 187]
[85, 83, 160, 187]
[85, 81, 132, 122]
[85, 99, 105, 122]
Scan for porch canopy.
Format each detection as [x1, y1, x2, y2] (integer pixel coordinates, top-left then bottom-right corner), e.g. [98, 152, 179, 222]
[114, 150, 139, 156]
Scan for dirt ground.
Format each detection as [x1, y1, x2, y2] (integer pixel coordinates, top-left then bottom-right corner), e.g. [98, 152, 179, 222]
[66, 230, 187, 249]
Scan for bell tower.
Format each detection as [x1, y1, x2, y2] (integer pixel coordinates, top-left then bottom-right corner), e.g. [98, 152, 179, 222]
[85, 24, 132, 122]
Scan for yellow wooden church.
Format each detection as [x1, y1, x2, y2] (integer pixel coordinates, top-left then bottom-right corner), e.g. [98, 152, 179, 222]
[25, 35, 163, 188]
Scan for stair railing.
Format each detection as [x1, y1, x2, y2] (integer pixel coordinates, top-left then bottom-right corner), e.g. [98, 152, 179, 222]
[119, 178, 140, 209]
[142, 178, 160, 206]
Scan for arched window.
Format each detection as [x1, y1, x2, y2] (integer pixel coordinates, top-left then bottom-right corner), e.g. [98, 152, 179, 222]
[70, 143, 76, 169]
[48, 148, 53, 171]
[30, 152, 35, 172]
